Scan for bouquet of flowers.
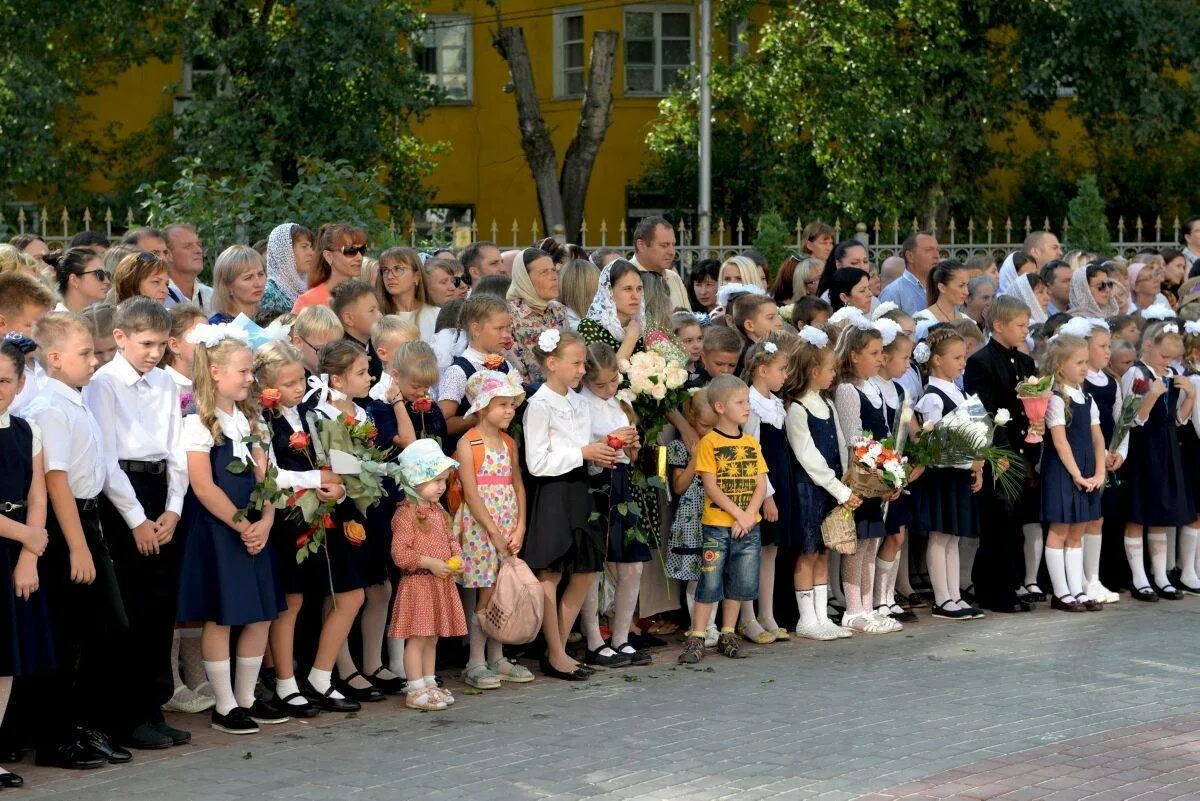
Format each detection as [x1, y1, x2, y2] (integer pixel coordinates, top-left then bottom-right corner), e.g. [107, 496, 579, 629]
[615, 331, 691, 448]
[1015, 375, 1054, 443]
[1108, 391, 1139, 454]
[845, 433, 908, 499]
[904, 396, 1026, 501]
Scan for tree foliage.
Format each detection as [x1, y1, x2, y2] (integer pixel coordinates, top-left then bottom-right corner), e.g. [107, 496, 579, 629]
[1065, 174, 1111, 257]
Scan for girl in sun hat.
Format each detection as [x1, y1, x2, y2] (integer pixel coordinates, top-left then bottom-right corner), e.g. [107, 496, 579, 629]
[452, 369, 533, 689]
[390, 439, 467, 711]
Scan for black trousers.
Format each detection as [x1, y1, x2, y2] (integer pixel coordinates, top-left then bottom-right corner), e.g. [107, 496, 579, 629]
[35, 499, 128, 748]
[972, 466, 1028, 609]
[100, 469, 178, 732]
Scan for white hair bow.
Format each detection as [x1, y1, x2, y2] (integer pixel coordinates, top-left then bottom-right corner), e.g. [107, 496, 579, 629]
[716, 282, 767, 308]
[1185, 320, 1200, 337]
[185, 322, 250, 348]
[1162, 323, 1180, 335]
[873, 318, 903, 346]
[870, 301, 899, 320]
[913, 341, 932, 364]
[799, 325, 829, 348]
[914, 319, 938, 342]
[303, 373, 347, 405]
[1054, 317, 1094, 340]
[1141, 302, 1176, 321]
[1087, 317, 1110, 332]
[828, 306, 872, 329]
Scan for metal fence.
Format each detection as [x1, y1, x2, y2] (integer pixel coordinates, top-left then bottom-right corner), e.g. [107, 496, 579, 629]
[3, 203, 1185, 266]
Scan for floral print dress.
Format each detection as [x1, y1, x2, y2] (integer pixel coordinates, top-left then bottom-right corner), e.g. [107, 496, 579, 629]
[453, 442, 519, 588]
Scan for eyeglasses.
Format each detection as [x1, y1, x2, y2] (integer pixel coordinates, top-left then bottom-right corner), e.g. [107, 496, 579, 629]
[1092, 280, 1115, 290]
[339, 245, 369, 257]
[379, 265, 410, 277]
[80, 269, 110, 282]
[298, 335, 320, 352]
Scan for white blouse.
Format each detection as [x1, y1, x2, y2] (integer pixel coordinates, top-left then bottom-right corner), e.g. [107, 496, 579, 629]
[1120, 364, 1189, 427]
[523, 385, 590, 477]
[915, 377, 971, 470]
[833, 379, 883, 442]
[579, 387, 631, 467]
[785, 391, 851, 505]
[1045, 384, 1100, 428]
[182, 408, 253, 459]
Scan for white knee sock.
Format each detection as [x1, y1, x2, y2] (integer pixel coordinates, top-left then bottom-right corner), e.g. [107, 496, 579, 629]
[610, 563, 642, 648]
[873, 556, 896, 610]
[1125, 537, 1150, 589]
[1065, 547, 1087, 598]
[1082, 532, 1103, 585]
[1045, 546, 1069, 598]
[1179, 527, 1200, 587]
[813, 584, 833, 624]
[959, 537, 979, 591]
[795, 589, 817, 628]
[1022, 524, 1044, 586]
[926, 533, 951, 606]
[580, 579, 606, 650]
[1148, 529, 1170, 588]
[234, 655, 262, 710]
[386, 637, 406, 678]
[203, 659, 237, 716]
[1166, 527, 1177, 571]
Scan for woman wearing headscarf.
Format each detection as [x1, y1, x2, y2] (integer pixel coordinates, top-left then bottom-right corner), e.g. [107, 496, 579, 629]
[1067, 262, 1120, 318]
[577, 259, 645, 362]
[1126, 262, 1169, 313]
[505, 246, 569, 384]
[259, 222, 314, 322]
[1003, 272, 1050, 325]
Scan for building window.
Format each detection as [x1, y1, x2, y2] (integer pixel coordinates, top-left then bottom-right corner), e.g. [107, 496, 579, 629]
[415, 15, 472, 103]
[554, 8, 586, 98]
[624, 5, 693, 96]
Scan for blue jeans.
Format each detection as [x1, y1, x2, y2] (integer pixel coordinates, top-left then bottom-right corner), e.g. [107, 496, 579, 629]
[695, 524, 761, 603]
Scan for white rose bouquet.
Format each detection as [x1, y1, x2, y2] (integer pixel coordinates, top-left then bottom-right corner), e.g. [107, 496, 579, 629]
[904, 394, 1026, 501]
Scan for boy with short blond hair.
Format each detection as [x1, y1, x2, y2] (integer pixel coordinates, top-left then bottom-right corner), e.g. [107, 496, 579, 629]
[2, 271, 56, 417]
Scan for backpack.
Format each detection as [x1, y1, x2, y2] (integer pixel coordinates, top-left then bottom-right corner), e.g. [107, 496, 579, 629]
[446, 427, 516, 517]
[479, 556, 544, 644]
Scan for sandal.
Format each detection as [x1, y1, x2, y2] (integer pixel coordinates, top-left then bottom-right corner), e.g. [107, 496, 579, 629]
[462, 663, 501, 689]
[842, 612, 892, 633]
[405, 688, 446, 711]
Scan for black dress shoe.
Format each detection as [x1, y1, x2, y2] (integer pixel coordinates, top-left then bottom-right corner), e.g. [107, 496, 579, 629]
[306, 683, 361, 713]
[1130, 585, 1159, 602]
[150, 721, 191, 745]
[1051, 595, 1085, 613]
[628, 632, 666, 649]
[35, 741, 107, 770]
[248, 700, 289, 725]
[538, 656, 589, 681]
[1180, 582, 1200, 596]
[210, 707, 258, 735]
[122, 723, 172, 750]
[584, 645, 631, 668]
[75, 726, 132, 763]
[338, 672, 386, 703]
[366, 667, 408, 695]
[1155, 582, 1184, 600]
[0, 770, 23, 787]
[985, 600, 1030, 613]
[891, 607, 919, 623]
[271, 692, 318, 718]
[614, 643, 652, 666]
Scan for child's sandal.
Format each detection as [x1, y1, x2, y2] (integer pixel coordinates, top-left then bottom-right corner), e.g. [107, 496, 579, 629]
[405, 689, 446, 711]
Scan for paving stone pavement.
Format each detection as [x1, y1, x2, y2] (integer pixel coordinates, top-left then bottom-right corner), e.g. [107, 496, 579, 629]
[15, 599, 1200, 801]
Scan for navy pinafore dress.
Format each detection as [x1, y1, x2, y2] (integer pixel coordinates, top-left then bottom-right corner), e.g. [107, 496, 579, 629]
[267, 412, 318, 596]
[914, 386, 979, 538]
[884, 381, 915, 535]
[1040, 392, 1102, 523]
[0, 417, 55, 676]
[854, 386, 888, 540]
[756, 400, 798, 549]
[792, 399, 842, 554]
[1124, 364, 1193, 526]
[177, 426, 285, 625]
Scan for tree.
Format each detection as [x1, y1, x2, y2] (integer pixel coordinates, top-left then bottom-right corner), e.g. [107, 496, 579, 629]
[170, 0, 444, 216]
[1065, 174, 1111, 257]
[752, 212, 791, 276]
[0, 1, 177, 202]
[491, 14, 617, 242]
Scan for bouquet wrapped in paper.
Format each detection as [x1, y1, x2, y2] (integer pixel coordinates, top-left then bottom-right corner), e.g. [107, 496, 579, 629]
[844, 433, 908, 500]
[1015, 375, 1054, 443]
[904, 394, 1027, 501]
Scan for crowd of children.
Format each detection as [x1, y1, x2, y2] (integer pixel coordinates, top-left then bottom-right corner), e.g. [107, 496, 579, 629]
[1, 227, 1199, 788]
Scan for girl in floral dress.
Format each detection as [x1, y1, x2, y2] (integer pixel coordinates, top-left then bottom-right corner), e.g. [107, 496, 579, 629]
[452, 370, 532, 689]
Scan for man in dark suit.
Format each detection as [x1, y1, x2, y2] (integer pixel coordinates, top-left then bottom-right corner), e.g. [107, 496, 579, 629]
[964, 295, 1044, 613]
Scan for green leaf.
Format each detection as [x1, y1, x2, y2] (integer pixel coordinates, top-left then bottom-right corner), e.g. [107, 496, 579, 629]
[226, 460, 248, 475]
[616, 502, 629, 516]
[232, 509, 247, 523]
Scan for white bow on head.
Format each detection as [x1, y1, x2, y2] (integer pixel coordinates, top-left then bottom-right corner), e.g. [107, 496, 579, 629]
[185, 322, 250, 348]
[304, 373, 347, 405]
[798, 325, 829, 348]
[1053, 316, 1094, 341]
[873, 318, 903, 346]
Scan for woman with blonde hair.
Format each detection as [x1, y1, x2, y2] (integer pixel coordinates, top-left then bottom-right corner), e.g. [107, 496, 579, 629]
[718, 255, 764, 289]
[377, 247, 438, 341]
[558, 258, 600, 329]
[209, 244, 267, 323]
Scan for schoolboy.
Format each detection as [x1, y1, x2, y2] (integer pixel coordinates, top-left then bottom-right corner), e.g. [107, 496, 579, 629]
[331, 278, 383, 396]
[367, 315, 420, 402]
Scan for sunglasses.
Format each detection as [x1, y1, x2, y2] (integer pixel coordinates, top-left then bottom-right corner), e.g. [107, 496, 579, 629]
[451, 275, 469, 288]
[1093, 280, 1115, 290]
[338, 245, 369, 257]
[80, 269, 110, 282]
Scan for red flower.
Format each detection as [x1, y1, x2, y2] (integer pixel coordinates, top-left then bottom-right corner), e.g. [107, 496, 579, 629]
[295, 531, 311, 549]
[410, 397, 433, 414]
[606, 433, 626, 449]
[344, 414, 357, 426]
[483, 353, 505, 370]
[289, 431, 311, 451]
[645, 330, 668, 347]
[287, 488, 307, 508]
[364, 422, 378, 440]
[322, 513, 335, 530]
[1132, 378, 1150, 396]
[260, 388, 281, 409]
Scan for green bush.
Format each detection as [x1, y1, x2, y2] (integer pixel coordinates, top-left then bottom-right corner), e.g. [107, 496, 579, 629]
[753, 212, 792, 277]
[1065, 174, 1111, 257]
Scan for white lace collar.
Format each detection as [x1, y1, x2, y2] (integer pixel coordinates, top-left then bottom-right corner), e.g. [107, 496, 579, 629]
[799, 390, 831, 419]
[749, 386, 785, 428]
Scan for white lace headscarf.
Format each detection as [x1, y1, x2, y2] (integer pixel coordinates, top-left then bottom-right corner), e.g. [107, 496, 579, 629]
[998, 251, 1019, 295]
[1067, 262, 1119, 318]
[1005, 273, 1048, 324]
[265, 223, 307, 301]
[585, 259, 644, 341]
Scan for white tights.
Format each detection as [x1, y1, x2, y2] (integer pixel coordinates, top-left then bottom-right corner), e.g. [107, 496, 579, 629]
[927, 532, 962, 607]
[841, 539, 880, 615]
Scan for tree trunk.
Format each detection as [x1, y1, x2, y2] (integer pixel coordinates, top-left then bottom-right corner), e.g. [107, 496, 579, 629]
[560, 30, 617, 243]
[493, 26, 564, 237]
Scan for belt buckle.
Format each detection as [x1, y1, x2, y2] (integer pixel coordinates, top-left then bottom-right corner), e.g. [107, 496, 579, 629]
[149, 460, 166, 475]
[0, 501, 23, 513]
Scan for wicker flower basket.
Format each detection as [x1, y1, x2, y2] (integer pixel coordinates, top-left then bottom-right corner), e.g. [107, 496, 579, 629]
[843, 461, 894, 500]
[821, 504, 858, 555]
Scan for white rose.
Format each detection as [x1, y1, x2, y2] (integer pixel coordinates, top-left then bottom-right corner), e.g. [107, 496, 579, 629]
[650, 383, 667, 400]
[994, 408, 1011, 426]
[900, 407, 913, 426]
[616, 389, 636, 405]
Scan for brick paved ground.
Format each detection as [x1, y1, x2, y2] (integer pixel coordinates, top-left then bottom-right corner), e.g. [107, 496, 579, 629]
[13, 598, 1200, 801]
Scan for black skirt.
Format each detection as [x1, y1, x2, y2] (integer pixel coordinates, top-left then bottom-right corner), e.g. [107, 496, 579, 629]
[522, 469, 605, 573]
[915, 467, 979, 538]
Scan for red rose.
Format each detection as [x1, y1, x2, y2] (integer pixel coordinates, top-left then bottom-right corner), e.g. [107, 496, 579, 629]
[287, 488, 306, 508]
[606, 433, 626, 449]
[410, 397, 433, 413]
[1132, 378, 1150, 396]
[483, 353, 505, 370]
[322, 513, 335, 530]
[295, 531, 310, 549]
[344, 414, 357, 426]
[289, 431, 311, 451]
[260, 388, 281, 410]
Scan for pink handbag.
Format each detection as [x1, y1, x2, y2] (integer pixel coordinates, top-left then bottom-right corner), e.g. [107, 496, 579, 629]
[479, 556, 544, 644]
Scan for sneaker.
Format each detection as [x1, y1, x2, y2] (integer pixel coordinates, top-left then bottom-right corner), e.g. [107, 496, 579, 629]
[488, 657, 534, 683]
[162, 685, 215, 714]
[794, 621, 839, 641]
[735, 620, 776, 644]
[211, 707, 259, 735]
[677, 635, 705, 664]
[248, 700, 289, 725]
[703, 625, 720, 647]
[462, 663, 502, 690]
[715, 631, 748, 659]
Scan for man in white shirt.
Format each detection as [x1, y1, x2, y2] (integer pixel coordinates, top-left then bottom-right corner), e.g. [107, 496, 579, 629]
[82, 298, 191, 750]
[162, 223, 213, 312]
[631, 216, 691, 311]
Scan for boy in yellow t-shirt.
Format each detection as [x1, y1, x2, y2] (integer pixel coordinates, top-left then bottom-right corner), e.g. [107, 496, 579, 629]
[679, 374, 768, 664]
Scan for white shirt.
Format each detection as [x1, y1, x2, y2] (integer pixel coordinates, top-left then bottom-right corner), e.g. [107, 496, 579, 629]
[745, 387, 784, 498]
[915, 377, 971, 470]
[1120, 363, 1188, 427]
[180, 407, 320, 491]
[437, 346, 516, 406]
[0, 412, 42, 456]
[368, 372, 393, 402]
[785, 391, 851, 504]
[167, 279, 213, 314]
[523, 385, 590, 477]
[1086, 369, 1128, 458]
[897, 365, 923, 407]
[164, 365, 193, 393]
[579, 387, 631, 468]
[24, 378, 144, 521]
[83, 353, 188, 516]
[10, 360, 46, 419]
[1045, 384, 1100, 428]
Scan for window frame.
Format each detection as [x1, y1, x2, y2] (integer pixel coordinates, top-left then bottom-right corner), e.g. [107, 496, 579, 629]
[553, 6, 587, 99]
[415, 13, 474, 105]
[623, 3, 694, 97]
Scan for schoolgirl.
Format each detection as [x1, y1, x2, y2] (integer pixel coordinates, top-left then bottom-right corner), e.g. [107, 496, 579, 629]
[1177, 320, 1200, 594]
[1082, 319, 1124, 603]
[437, 294, 516, 449]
